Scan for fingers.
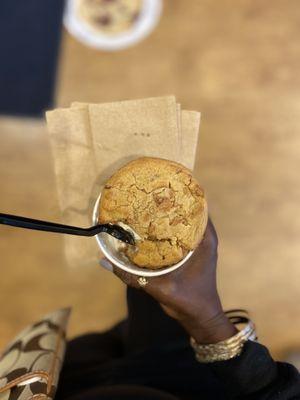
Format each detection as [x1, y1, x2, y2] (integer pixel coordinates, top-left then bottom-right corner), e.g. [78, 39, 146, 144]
[99, 256, 159, 291]
[112, 265, 141, 289]
[99, 258, 114, 272]
[101, 258, 167, 295]
[99, 216, 219, 291]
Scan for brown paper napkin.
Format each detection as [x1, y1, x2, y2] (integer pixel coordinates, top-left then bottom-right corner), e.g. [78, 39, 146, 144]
[46, 96, 201, 267]
[46, 107, 99, 266]
[181, 110, 201, 170]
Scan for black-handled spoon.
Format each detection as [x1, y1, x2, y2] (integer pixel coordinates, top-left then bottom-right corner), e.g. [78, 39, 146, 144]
[0, 213, 135, 245]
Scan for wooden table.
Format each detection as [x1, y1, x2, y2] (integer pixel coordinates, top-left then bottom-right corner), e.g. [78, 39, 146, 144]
[1, 0, 300, 357]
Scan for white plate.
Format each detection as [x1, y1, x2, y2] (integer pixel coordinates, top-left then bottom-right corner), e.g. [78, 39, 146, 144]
[93, 194, 194, 277]
[64, 0, 163, 51]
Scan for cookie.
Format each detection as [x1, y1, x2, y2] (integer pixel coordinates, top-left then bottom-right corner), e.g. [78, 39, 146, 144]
[77, 0, 142, 35]
[99, 157, 208, 269]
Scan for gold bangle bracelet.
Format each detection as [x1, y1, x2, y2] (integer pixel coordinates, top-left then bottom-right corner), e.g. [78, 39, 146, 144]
[190, 310, 257, 363]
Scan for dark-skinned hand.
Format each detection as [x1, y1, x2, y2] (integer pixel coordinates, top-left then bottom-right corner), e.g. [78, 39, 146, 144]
[105, 218, 236, 344]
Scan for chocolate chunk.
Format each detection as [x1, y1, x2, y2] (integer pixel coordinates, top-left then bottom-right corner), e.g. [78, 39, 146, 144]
[94, 14, 112, 26]
[131, 11, 140, 22]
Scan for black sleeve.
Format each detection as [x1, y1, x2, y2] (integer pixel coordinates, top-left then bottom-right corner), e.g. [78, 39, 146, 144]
[209, 341, 300, 399]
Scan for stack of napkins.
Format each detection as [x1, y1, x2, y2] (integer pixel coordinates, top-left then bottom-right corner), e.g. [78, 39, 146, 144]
[46, 96, 201, 267]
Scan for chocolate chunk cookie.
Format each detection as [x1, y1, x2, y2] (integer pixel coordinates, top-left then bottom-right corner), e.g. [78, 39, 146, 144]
[77, 0, 142, 35]
[99, 157, 208, 269]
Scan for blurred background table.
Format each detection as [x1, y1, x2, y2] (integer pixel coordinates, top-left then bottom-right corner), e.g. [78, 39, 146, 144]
[1, 0, 300, 358]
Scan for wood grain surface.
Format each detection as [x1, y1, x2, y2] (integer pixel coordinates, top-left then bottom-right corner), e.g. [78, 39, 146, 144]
[1, 0, 300, 358]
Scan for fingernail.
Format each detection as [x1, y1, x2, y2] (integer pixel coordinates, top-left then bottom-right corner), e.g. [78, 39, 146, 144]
[99, 259, 113, 272]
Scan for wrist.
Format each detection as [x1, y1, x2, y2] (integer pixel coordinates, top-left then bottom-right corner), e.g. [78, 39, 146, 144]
[181, 309, 238, 344]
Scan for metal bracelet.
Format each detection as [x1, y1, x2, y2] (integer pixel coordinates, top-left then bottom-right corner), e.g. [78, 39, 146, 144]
[190, 310, 257, 363]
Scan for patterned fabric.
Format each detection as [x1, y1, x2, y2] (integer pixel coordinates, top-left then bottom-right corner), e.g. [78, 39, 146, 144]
[0, 309, 71, 400]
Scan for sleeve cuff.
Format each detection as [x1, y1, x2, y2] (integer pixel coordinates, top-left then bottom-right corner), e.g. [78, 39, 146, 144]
[209, 341, 278, 398]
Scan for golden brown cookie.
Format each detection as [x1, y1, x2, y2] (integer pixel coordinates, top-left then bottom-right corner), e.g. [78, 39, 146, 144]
[77, 0, 142, 35]
[98, 157, 208, 269]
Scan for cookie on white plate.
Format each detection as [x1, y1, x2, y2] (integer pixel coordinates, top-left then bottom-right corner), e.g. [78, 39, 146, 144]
[77, 0, 143, 35]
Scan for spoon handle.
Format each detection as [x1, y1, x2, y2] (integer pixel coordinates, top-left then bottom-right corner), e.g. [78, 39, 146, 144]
[0, 213, 93, 236]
